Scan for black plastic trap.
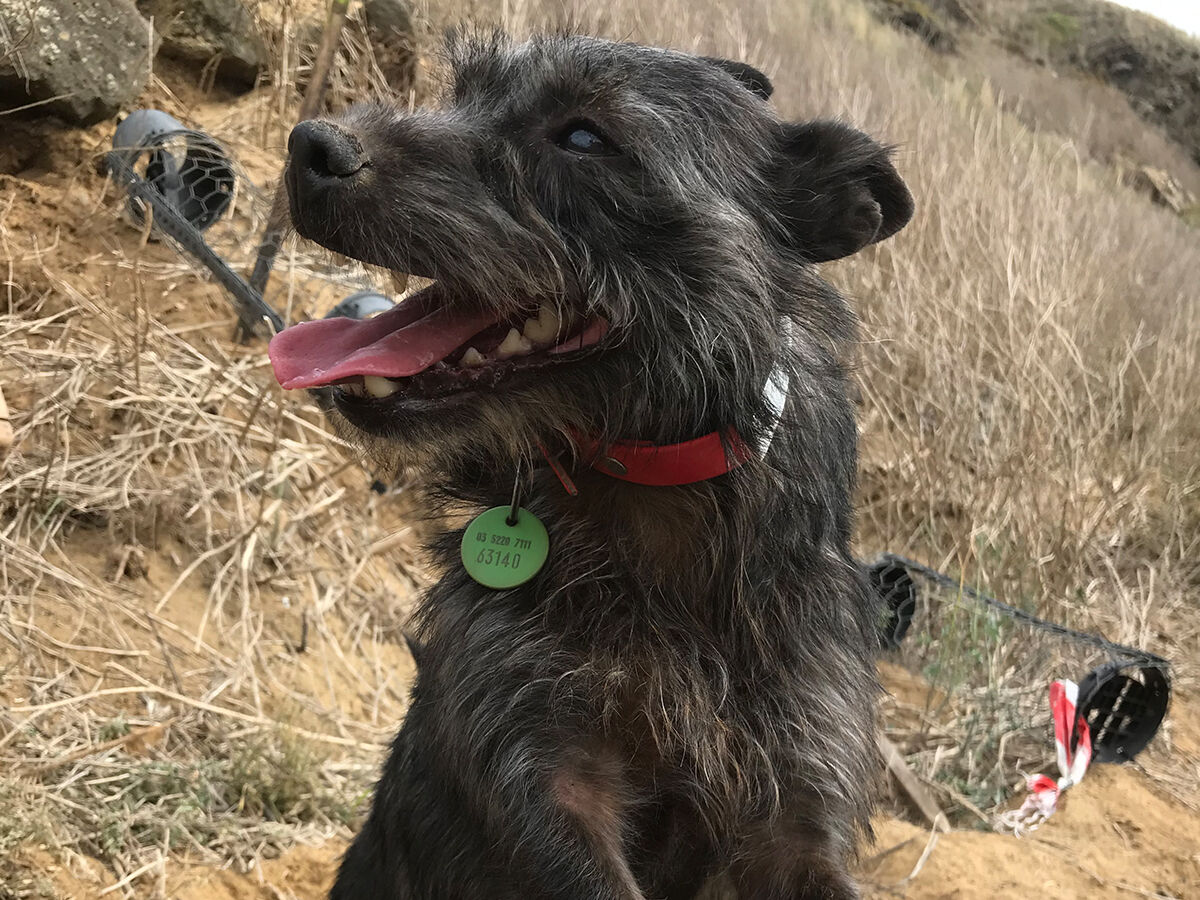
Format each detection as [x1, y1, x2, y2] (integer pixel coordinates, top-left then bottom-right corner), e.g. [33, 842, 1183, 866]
[104, 109, 401, 337]
[112, 110, 236, 232]
[866, 555, 916, 650]
[326, 289, 395, 320]
[864, 552, 1171, 766]
[1077, 660, 1170, 763]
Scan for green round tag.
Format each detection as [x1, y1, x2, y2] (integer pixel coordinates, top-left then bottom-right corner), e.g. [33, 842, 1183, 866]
[460, 506, 549, 589]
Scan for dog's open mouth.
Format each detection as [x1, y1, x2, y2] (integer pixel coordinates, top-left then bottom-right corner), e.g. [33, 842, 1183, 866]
[268, 284, 609, 402]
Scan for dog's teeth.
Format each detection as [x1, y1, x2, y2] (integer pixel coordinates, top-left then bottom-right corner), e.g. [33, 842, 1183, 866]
[523, 304, 561, 344]
[496, 327, 533, 359]
[390, 270, 409, 294]
[363, 375, 399, 398]
[539, 303, 562, 336]
[461, 347, 486, 367]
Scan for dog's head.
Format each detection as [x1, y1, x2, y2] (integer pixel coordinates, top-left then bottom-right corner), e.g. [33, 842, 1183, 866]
[269, 32, 912, 474]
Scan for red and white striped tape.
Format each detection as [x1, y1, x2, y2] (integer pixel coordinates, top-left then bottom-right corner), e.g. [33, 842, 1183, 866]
[997, 679, 1092, 836]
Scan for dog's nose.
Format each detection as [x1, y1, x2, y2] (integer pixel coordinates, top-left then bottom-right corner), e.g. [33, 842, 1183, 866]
[288, 120, 368, 179]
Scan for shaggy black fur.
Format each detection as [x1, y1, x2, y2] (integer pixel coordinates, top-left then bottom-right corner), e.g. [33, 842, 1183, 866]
[284, 30, 912, 900]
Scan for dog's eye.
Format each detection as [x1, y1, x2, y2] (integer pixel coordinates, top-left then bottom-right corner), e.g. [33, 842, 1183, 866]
[555, 121, 619, 157]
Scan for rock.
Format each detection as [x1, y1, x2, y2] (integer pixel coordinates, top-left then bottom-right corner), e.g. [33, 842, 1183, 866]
[1125, 165, 1195, 214]
[364, 0, 419, 95]
[868, 0, 958, 54]
[138, 0, 267, 88]
[0, 0, 155, 124]
[1087, 36, 1144, 84]
[364, 0, 413, 37]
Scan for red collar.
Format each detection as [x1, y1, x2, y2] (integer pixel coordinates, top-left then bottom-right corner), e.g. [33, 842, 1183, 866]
[576, 428, 753, 486]
[556, 358, 791, 488]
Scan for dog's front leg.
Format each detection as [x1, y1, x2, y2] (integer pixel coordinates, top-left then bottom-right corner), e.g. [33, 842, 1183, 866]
[333, 700, 646, 900]
[503, 742, 646, 900]
[729, 819, 860, 900]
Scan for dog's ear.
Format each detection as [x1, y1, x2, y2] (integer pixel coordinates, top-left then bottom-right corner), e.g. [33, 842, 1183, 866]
[701, 57, 773, 100]
[770, 119, 913, 263]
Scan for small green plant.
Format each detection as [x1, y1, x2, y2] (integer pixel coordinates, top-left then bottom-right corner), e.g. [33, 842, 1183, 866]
[0, 860, 57, 900]
[98, 717, 130, 742]
[0, 779, 60, 898]
[66, 728, 362, 865]
[226, 730, 357, 825]
[920, 597, 1009, 700]
[1041, 11, 1080, 43]
[0, 780, 54, 855]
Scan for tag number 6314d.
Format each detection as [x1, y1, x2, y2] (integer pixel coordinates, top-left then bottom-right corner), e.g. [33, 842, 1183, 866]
[475, 548, 522, 569]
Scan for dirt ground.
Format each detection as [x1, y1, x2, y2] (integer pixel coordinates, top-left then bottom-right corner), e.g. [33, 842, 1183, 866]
[2, 18, 1199, 900]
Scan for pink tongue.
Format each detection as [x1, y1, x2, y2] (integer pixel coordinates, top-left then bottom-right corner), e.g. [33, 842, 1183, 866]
[268, 300, 500, 390]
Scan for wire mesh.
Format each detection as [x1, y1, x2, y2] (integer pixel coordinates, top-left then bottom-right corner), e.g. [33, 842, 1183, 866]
[866, 553, 1170, 823]
[104, 111, 389, 333]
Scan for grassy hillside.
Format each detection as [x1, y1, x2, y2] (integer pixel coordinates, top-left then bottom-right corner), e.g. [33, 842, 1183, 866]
[986, 0, 1200, 161]
[1, 0, 1198, 897]
[871, 0, 1200, 206]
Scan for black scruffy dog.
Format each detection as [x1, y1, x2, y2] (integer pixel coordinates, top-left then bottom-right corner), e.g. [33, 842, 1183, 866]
[269, 30, 912, 900]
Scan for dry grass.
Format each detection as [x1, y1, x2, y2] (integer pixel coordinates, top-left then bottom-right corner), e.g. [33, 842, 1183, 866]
[1, 0, 1198, 894]
[0, 19, 425, 885]
[0, 219, 419, 885]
